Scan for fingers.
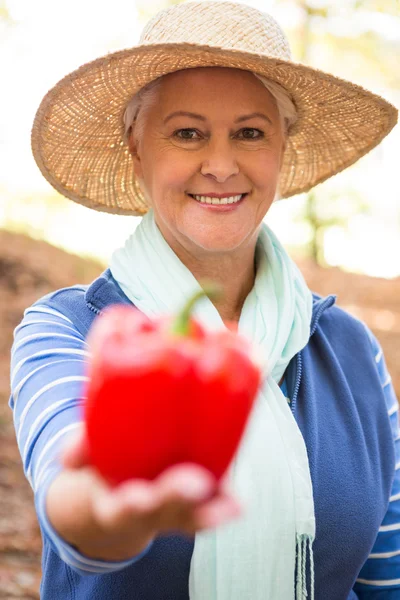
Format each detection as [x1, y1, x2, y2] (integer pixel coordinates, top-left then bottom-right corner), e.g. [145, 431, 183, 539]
[92, 478, 158, 531]
[89, 462, 243, 539]
[155, 463, 216, 503]
[152, 463, 217, 532]
[192, 489, 242, 531]
[93, 463, 214, 529]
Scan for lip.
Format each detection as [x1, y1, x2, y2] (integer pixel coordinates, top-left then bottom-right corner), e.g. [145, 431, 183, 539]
[187, 192, 247, 211]
[188, 192, 248, 198]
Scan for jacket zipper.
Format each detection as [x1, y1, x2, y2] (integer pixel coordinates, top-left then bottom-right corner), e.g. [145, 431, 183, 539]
[310, 294, 336, 336]
[289, 295, 336, 417]
[86, 302, 101, 316]
[290, 352, 302, 417]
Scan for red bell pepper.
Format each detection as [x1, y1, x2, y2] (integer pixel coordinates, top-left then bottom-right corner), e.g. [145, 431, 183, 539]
[82, 287, 262, 487]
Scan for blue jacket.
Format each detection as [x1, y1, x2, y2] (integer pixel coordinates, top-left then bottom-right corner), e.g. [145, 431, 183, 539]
[9, 268, 400, 599]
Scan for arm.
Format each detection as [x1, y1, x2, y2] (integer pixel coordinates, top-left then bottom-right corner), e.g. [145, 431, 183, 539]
[10, 301, 240, 575]
[9, 302, 153, 575]
[352, 329, 400, 599]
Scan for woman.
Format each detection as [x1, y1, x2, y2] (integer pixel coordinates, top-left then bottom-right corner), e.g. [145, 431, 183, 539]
[10, 2, 399, 599]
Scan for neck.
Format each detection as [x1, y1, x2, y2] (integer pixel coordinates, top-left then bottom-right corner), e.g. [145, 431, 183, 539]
[151, 213, 260, 323]
[172, 244, 257, 324]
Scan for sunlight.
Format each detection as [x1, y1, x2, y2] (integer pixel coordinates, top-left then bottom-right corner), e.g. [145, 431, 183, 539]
[1, 0, 399, 277]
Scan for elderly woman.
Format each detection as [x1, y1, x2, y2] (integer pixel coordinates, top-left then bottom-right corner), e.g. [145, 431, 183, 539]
[9, 2, 399, 599]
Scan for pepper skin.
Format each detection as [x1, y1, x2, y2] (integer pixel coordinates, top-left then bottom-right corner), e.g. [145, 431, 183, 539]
[82, 291, 262, 486]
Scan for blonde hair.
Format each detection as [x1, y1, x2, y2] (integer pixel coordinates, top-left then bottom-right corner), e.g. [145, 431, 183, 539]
[123, 69, 298, 145]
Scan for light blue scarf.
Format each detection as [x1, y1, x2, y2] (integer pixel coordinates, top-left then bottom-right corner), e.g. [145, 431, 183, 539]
[109, 209, 315, 600]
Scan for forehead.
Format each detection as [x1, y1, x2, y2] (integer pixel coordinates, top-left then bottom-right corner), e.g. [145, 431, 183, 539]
[163, 67, 259, 85]
[155, 67, 277, 113]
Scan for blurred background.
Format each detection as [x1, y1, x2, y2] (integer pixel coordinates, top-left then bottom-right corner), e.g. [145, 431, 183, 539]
[0, 0, 399, 596]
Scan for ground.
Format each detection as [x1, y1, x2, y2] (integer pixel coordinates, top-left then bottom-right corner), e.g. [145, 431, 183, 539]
[0, 228, 399, 598]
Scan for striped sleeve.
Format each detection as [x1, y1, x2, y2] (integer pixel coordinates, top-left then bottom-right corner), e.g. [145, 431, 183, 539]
[9, 302, 152, 575]
[353, 329, 400, 598]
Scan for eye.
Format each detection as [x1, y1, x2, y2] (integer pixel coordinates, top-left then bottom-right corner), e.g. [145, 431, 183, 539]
[172, 127, 265, 142]
[237, 128, 265, 140]
[173, 128, 202, 141]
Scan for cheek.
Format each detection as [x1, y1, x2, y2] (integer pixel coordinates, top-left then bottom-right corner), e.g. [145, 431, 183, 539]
[250, 153, 281, 190]
[147, 153, 196, 192]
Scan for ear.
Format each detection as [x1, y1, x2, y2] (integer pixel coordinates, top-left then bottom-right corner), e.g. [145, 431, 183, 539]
[128, 130, 143, 180]
[281, 137, 287, 155]
[279, 138, 287, 169]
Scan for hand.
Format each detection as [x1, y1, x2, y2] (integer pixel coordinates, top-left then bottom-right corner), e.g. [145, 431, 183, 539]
[47, 424, 242, 561]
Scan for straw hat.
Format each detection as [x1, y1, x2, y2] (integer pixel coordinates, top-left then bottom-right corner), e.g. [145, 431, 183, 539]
[31, 0, 398, 216]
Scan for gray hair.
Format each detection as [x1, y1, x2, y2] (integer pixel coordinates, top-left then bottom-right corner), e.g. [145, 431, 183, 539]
[123, 70, 298, 145]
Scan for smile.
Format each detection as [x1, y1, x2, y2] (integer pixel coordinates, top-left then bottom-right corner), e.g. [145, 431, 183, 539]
[188, 193, 247, 205]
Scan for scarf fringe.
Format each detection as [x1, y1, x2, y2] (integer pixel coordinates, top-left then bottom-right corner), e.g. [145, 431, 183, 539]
[295, 534, 315, 600]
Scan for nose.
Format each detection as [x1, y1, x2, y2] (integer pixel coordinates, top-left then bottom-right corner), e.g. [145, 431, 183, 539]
[200, 137, 240, 182]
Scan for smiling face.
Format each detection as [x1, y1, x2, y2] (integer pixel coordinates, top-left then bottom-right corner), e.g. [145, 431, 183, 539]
[129, 67, 286, 260]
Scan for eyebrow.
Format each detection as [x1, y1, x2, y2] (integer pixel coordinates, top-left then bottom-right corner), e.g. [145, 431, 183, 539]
[163, 111, 273, 125]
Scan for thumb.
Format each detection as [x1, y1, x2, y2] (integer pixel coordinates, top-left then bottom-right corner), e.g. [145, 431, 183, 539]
[61, 423, 91, 469]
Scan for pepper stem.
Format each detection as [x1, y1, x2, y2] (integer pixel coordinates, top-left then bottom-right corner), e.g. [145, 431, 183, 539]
[171, 282, 222, 336]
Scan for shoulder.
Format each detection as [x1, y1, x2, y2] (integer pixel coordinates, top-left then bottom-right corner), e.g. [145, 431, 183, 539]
[310, 292, 379, 364]
[33, 283, 89, 306]
[306, 296, 394, 428]
[313, 292, 372, 342]
[22, 274, 101, 341]
[30, 284, 89, 329]
[24, 268, 126, 338]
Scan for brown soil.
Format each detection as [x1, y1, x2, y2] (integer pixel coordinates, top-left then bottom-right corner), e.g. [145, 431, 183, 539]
[0, 230, 102, 599]
[0, 228, 399, 598]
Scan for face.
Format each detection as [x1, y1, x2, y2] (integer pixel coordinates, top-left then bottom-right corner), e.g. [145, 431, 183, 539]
[129, 67, 286, 261]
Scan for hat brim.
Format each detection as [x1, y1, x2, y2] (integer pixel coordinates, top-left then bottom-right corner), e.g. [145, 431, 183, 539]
[31, 42, 398, 215]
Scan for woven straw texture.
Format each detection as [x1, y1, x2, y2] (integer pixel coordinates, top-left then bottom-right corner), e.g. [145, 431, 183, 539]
[31, 1, 398, 215]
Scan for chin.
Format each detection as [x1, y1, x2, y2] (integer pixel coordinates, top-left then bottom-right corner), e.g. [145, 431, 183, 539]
[189, 235, 245, 253]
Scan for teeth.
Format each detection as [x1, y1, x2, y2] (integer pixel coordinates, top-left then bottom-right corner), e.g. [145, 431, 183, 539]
[192, 194, 243, 205]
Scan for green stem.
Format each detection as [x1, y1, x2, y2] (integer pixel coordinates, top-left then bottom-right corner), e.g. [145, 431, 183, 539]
[171, 282, 221, 336]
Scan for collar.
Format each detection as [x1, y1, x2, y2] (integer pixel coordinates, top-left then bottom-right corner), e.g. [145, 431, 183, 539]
[85, 268, 337, 336]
